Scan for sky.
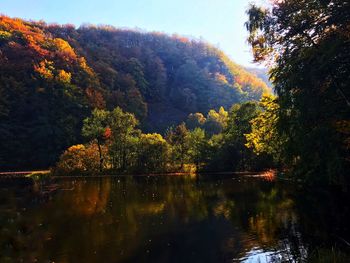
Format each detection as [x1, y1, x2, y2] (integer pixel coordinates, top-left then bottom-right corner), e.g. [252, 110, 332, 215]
[0, 0, 265, 67]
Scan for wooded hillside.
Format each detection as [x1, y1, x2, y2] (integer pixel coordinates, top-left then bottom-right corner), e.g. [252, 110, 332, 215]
[0, 16, 269, 169]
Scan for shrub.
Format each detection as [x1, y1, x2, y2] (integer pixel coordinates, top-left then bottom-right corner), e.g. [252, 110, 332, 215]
[55, 143, 106, 175]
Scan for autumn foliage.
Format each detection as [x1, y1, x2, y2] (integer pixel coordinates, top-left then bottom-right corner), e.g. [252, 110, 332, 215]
[55, 143, 107, 175]
[0, 15, 270, 169]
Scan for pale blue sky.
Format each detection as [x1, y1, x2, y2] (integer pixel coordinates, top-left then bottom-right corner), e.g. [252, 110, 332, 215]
[0, 0, 264, 67]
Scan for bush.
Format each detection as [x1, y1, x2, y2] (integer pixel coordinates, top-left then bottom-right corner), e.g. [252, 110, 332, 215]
[55, 143, 106, 175]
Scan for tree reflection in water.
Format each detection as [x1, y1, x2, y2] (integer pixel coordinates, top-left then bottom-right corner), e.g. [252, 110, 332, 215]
[0, 175, 349, 262]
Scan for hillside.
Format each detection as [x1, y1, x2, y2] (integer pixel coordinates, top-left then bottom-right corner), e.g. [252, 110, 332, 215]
[0, 16, 269, 169]
[245, 67, 273, 89]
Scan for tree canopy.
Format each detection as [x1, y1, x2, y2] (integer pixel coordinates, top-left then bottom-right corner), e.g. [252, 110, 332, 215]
[246, 0, 350, 185]
[0, 15, 270, 169]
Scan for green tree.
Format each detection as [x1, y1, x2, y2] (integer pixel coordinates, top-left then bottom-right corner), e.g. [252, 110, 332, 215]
[223, 102, 261, 170]
[187, 128, 207, 170]
[166, 123, 190, 169]
[82, 109, 109, 172]
[246, 1, 350, 184]
[108, 107, 139, 171]
[125, 58, 149, 97]
[136, 133, 169, 173]
[245, 94, 285, 165]
[204, 107, 228, 136]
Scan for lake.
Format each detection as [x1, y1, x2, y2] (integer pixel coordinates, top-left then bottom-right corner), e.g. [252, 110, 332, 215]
[0, 174, 349, 262]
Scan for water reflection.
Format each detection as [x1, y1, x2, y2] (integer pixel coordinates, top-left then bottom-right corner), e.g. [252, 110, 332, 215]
[0, 175, 349, 262]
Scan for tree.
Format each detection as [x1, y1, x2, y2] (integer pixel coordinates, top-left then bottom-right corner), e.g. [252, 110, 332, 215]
[223, 102, 261, 170]
[204, 107, 228, 136]
[82, 109, 109, 172]
[187, 128, 207, 170]
[186, 113, 206, 130]
[108, 107, 139, 171]
[166, 123, 190, 169]
[245, 94, 285, 165]
[55, 143, 105, 175]
[0, 15, 271, 169]
[136, 133, 169, 173]
[125, 58, 149, 97]
[246, 1, 350, 184]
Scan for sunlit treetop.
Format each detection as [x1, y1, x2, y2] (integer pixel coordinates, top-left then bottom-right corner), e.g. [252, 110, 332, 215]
[245, 0, 350, 65]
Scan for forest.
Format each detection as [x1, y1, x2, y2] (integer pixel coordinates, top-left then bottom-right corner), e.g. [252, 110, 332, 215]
[245, 0, 349, 187]
[0, 1, 349, 261]
[0, 0, 349, 188]
[0, 15, 270, 170]
[54, 96, 276, 175]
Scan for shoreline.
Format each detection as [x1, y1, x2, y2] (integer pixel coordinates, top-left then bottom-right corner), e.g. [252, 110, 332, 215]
[0, 169, 277, 179]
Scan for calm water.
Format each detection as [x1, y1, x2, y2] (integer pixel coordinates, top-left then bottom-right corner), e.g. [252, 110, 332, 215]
[0, 175, 349, 262]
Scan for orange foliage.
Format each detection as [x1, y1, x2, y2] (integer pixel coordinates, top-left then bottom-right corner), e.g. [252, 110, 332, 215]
[0, 16, 49, 57]
[0, 15, 92, 83]
[55, 143, 108, 175]
[34, 60, 54, 80]
[78, 57, 95, 76]
[171, 34, 190, 43]
[56, 69, 71, 83]
[53, 38, 77, 61]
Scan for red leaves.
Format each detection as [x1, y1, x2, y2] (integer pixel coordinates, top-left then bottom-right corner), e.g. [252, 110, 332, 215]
[104, 127, 112, 139]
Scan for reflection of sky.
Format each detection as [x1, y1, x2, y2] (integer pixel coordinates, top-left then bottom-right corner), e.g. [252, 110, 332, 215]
[239, 244, 308, 262]
[240, 248, 278, 262]
[0, 0, 266, 67]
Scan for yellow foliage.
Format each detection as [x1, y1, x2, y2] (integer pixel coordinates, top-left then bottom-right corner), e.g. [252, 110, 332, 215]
[140, 133, 167, 144]
[78, 57, 95, 76]
[0, 30, 12, 39]
[245, 94, 282, 159]
[53, 38, 77, 60]
[34, 60, 54, 80]
[68, 144, 85, 152]
[56, 143, 107, 175]
[56, 69, 72, 83]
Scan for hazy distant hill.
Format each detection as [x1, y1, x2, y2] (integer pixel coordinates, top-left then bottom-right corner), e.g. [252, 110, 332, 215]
[245, 67, 273, 89]
[0, 15, 270, 168]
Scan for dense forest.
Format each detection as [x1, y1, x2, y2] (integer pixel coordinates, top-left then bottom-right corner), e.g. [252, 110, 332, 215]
[56, 0, 350, 188]
[1, 0, 348, 189]
[245, 0, 349, 186]
[54, 97, 275, 176]
[0, 2, 349, 262]
[0, 15, 270, 169]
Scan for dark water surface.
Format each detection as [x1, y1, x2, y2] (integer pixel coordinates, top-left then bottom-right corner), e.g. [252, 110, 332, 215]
[0, 175, 349, 262]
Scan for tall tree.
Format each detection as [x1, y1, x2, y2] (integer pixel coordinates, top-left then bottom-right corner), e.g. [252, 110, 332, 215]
[166, 123, 190, 169]
[136, 133, 169, 173]
[82, 109, 109, 171]
[245, 94, 285, 166]
[224, 102, 261, 170]
[187, 128, 207, 170]
[246, 1, 350, 184]
[108, 107, 139, 171]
